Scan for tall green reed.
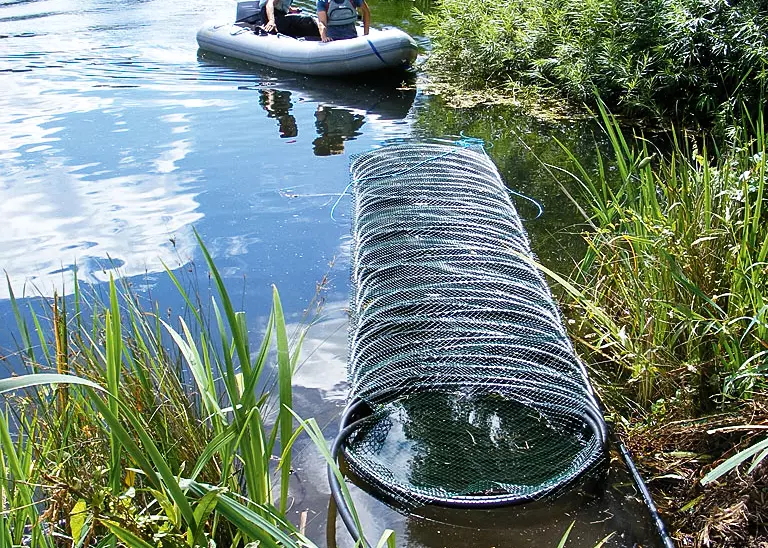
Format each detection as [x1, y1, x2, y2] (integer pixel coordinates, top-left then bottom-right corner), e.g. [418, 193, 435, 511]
[0, 233, 318, 546]
[555, 102, 768, 411]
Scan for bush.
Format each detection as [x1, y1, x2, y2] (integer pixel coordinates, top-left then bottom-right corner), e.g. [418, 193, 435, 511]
[421, 0, 768, 123]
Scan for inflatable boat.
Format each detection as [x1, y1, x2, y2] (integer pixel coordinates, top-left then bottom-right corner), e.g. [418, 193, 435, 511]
[196, 21, 418, 76]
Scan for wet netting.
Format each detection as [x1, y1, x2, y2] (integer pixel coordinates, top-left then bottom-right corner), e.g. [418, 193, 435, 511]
[331, 140, 607, 526]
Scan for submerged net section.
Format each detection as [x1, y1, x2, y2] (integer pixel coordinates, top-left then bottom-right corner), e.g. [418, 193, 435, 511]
[343, 140, 607, 510]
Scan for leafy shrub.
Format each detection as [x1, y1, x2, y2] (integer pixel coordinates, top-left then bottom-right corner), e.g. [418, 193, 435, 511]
[421, 0, 768, 123]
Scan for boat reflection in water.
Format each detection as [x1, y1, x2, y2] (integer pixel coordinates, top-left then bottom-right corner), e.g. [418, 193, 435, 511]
[198, 51, 417, 152]
[312, 105, 366, 156]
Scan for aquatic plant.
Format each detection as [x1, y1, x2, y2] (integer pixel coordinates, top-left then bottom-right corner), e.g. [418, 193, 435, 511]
[420, 0, 768, 123]
[0, 233, 379, 547]
[544, 102, 768, 545]
[550, 101, 768, 409]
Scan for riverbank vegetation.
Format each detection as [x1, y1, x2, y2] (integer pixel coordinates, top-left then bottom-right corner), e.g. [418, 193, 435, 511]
[420, 0, 768, 544]
[551, 104, 768, 546]
[0, 236, 384, 547]
[420, 0, 768, 124]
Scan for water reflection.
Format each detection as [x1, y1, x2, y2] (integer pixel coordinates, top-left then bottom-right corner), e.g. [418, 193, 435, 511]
[0, 80, 204, 299]
[260, 88, 298, 138]
[313, 105, 365, 156]
[255, 81, 417, 155]
[292, 300, 349, 401]
[0, 167, 202, 299]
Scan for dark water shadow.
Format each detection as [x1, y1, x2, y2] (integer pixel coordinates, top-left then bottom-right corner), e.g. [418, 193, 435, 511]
[196, 48, 418, 97]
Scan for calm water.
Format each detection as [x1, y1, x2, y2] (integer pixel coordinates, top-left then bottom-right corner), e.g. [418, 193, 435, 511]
[0, 0, 659, 546]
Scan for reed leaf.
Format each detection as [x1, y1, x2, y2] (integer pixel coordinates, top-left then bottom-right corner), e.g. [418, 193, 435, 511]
[701, 436, 768, 484]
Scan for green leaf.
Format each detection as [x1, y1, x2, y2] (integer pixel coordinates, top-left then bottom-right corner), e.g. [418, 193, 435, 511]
[70, 499, 89, 542]
[162, 318, 222, 419]
[0, 374, 103, 395]
[557, 521, 575, 548]
[186, 482, 301, 548]
[189, 428, 236, 483]
[148, 488, 180, 529]
[272, 285, 293, 514]
[6, 273, 34, 362]
[108, 396, 198, 530]
[104, 522, 155, 548]
[190, 488, 222, 545]
[375, 529, 396, 548]
[287, 411, 365, 541]
[594, 532, 615, 548]
[276, 423, 305, 473]
[195, 229, 252, 379]
[701, 437, 768, 485]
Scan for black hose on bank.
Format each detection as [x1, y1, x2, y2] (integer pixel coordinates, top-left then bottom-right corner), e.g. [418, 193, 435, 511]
[618, 441, 676, 548]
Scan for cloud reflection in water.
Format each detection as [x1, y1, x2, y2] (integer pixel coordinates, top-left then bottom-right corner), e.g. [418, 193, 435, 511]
[0, 165, 202, 298]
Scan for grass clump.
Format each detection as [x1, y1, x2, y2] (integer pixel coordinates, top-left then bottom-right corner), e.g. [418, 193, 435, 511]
[554, 104, 768, 545]
[0, 233, 324, 547]
[563, 103, 768, 410]
[420, 0, 768, 123]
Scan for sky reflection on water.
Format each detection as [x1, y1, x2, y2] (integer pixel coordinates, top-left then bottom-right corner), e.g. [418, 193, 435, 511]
[0, 0, 417, 300]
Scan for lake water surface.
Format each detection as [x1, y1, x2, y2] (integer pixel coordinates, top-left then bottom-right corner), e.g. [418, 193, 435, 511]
[0, 0, 661, 546]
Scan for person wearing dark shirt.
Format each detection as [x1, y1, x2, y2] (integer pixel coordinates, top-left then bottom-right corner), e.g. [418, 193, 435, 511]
[260, 0, 321, 38]
[316, 0, 369, 42]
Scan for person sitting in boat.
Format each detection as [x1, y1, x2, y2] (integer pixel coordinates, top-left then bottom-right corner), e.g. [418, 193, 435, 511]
[316, 0, 370, 41]
[260, 0, 321, 39]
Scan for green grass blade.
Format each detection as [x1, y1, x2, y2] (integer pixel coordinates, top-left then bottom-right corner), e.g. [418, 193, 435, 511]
[29, 308, 51, 369]
[242, 310, 274, 404]
[288, 411, 365, 538]
[271, 285, 293, 513]
[375, 529, 396, 548]
[0, 373, 103, 394]
[186, 481, 305, 548]
[162, 318, 222, 419]
[701, 437, 768, 484]
[190, 488, 222, 545]
[195, 229, 252, 379]
[557, 521, 576, 548]
[84, 389, 159, 491]
[104, 523, 156, 548]
[6, 274, 34, 362]
[189, 428, 236, 482]
[162, 260, 204, 326]
[105, 396, 198, 531]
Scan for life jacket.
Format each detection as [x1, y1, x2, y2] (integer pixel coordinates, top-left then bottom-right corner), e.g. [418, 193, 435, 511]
[326, 0, 357, 26]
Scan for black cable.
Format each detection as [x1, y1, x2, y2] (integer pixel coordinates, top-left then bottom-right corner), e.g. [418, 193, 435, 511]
[327, 398, 372, 548]
[618, 441, 676, 548]
[587, 388, 676, 548]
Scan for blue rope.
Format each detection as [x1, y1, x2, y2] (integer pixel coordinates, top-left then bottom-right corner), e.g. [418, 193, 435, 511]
[330, 181, 353, 222]
[508, 190, 544, 220]
[366, 39, 388, 66]
[454, 134, 543, 219]
[456, 132, 489, 150]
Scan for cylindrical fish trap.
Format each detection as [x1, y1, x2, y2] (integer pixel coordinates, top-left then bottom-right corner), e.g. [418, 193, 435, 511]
[332, 141, 607, 529]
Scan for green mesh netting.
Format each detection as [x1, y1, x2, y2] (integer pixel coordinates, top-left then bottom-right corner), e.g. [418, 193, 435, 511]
[343, 140, 607, 509]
